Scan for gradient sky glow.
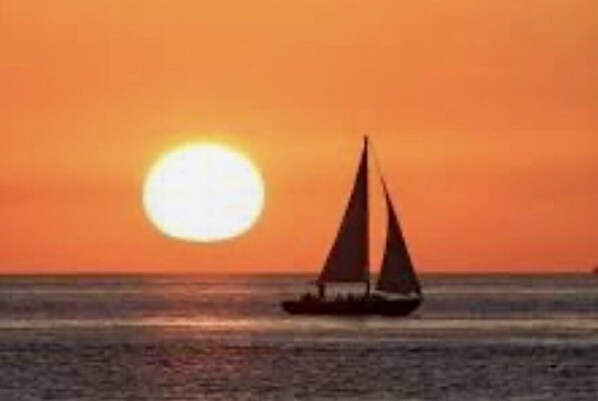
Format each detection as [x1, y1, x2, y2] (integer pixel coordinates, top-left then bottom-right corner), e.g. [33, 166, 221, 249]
[1, 0, 597, 273]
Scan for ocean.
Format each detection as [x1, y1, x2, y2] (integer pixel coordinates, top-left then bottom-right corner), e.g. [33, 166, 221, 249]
[0, 274, 596, 401]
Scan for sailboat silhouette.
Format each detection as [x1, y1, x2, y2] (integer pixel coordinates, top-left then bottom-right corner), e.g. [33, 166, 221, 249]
[281, 136, 423, 316]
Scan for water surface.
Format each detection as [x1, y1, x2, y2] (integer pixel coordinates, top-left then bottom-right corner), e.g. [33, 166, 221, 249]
[0, 274, 596, 400]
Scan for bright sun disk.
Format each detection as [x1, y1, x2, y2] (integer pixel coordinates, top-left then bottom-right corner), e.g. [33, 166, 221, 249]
[143, 143, 265, 242]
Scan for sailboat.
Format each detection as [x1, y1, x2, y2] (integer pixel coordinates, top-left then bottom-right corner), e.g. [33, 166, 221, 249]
[281, 136, 423, 316]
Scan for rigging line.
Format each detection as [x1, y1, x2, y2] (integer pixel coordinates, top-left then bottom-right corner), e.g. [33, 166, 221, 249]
[366, 134, 391, 196]
[367, 134, 412, 229]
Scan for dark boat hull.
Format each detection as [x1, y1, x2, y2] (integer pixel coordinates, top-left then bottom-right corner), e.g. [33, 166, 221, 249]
[281, 297, 421, 317]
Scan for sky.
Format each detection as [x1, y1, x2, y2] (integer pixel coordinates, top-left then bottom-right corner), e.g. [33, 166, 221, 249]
[1, 0, 597, 274]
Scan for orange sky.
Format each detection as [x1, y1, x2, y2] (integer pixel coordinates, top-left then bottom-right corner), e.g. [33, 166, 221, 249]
[1, 0, 597, 274]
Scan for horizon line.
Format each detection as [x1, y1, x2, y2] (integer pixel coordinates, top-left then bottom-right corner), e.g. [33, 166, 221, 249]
[0, 269, 594, 277]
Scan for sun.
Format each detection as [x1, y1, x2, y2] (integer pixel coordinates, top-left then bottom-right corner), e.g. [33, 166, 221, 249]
[142, 143, 265, 242]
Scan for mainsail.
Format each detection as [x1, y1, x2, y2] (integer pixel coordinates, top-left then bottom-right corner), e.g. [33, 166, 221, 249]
[376, 179, 421, 296]
[318, 139, 369, 283]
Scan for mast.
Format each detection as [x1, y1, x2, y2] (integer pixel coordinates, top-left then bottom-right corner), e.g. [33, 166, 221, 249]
[364, 136, 370, 296]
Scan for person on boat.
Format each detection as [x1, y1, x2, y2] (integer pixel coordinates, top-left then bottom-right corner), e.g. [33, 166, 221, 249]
[317, 283, 325, 299]
[300, 292, 313, 302]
